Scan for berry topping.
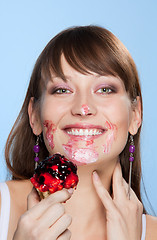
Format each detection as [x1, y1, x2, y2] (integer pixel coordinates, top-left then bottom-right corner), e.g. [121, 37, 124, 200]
[30, 153, 79, 194]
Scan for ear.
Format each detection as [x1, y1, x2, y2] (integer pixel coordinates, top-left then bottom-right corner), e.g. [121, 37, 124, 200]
[128, 97, 142, 135]
[28, 97, 42, 135]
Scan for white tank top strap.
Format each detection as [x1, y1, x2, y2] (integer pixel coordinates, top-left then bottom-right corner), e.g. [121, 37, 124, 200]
[0, 182, 11, 240]
[141, 214, 146, 240]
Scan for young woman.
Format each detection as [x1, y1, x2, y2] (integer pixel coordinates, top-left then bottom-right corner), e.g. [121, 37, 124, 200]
[0, 25, 157, 240]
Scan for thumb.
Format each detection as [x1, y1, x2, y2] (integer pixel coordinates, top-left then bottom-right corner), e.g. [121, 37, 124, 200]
[92, 171, 116, 214]
[27, 187, 40, 210]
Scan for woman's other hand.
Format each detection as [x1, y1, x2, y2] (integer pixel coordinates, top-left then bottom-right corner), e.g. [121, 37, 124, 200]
[93, 162, 143, 240]
[13, 188, 73, 240]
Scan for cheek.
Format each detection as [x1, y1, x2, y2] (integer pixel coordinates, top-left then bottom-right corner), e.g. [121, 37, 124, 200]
[40, 96, 68, 122]
[43, 120, 56, 150]
[101, 98, 132, 154]
[103, 97, 131, 128]
[40, 98, 68, 152]
[116, 104, 132, 132]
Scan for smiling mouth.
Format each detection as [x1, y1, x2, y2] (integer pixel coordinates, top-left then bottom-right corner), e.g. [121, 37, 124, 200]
[64, 128, 106, 137]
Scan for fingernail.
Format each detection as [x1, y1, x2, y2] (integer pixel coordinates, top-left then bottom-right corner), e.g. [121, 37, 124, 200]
[67, 188, 74, 194]
[93, 171, 99, 181]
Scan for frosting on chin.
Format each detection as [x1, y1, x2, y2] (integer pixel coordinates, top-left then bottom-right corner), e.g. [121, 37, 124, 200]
[63, 146, 99, 166]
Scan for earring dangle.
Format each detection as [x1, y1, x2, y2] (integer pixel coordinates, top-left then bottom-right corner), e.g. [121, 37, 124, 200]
[128, 135, 135, 199]
[33, 135, 40, 168]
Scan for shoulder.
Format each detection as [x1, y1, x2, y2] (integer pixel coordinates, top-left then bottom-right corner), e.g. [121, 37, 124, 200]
[146, 214, 157, 240]
[0, 180, 32, 240]
[0, 180, 32, 211]
[6, 179, 33, 202]
[0, 180, 32, 208]
[6, 179, 32, 191]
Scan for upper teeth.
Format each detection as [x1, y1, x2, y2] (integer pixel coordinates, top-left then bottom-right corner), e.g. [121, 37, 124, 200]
[66, 128, 103, 136]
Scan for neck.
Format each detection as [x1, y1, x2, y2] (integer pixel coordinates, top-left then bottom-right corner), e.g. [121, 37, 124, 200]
[64, 159, 117, 239]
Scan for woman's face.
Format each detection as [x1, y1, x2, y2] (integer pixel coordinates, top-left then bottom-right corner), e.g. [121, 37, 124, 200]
[30, 55, 140, 167]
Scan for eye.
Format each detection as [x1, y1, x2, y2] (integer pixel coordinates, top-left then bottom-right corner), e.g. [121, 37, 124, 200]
[51, 88, 71, 94]
[96, 87, 113, 94]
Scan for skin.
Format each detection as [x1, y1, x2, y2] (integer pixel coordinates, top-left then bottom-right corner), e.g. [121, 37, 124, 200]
[3, 55, 157, 239]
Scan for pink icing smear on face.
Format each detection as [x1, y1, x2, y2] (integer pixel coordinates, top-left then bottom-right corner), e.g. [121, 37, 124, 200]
[63, 145, 98, 166]
[81, 104, 89, 116]
[62, 136, 98, 166]
[43, 120, 56, 150]
[103, 121, 117, 154]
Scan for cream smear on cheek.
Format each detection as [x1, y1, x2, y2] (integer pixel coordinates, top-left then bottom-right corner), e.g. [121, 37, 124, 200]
[62, 137, 99, 166]
[43, 120, 56, 150]
[103, 121, 117, 154]
[81, 104, 89, 115]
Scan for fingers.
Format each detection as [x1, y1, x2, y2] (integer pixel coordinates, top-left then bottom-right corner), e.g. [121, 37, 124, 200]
[93, 163, 141, 204]
[49, 214, 72, 239]
[37, 203, 65, 229]
[92, 163, 127, 207]
[112, 163, 126, 201]
[122, 178, 141, 203]
[113, 164, 143, 214]
[15, 189, 73, 239]
[112, 163, 142, 203]
[27, 187, 40, 210]
[92, 164, 143, 240]
[92, 171, 117, 214]
[57, 229, 71, 240]
[27, 188, 73, 219]
[17, 212, 72, 240]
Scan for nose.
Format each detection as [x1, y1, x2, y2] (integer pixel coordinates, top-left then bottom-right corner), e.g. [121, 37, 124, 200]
[71, 95, 97, 117]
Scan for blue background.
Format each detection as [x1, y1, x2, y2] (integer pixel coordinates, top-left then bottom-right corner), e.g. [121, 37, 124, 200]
[0, 0, 157, 215]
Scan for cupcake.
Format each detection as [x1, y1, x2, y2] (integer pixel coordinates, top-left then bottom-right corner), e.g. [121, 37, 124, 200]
[30, 153, 79, 199]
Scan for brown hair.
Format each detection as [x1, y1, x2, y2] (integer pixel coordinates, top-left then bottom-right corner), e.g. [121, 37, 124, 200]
[5, 25, 143, 205]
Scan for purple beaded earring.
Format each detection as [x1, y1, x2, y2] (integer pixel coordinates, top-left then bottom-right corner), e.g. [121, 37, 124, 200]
[33, 135, 40, 168]
[128, 134, 135, 199]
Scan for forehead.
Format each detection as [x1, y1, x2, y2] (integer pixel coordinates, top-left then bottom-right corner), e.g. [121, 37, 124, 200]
[48, 56, 126, 91]
[50, 54, 114, 79]
[41, 43, 132, 97]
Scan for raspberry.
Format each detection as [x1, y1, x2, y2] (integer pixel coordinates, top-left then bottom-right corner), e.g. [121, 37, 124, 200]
[30, 154, 79, 196]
